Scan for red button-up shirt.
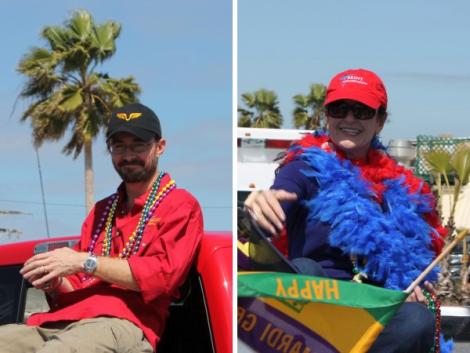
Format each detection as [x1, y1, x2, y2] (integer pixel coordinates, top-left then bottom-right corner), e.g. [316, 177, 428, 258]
[27, 173, 203, 350]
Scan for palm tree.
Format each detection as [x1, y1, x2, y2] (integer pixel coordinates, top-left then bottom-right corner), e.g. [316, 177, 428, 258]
[292, 83, 326, 130]
[238, 89, 282, 128]
[17, 10, 141, 213]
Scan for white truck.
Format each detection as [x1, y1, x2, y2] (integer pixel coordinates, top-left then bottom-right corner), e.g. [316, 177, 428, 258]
[237, 127, 310, 203]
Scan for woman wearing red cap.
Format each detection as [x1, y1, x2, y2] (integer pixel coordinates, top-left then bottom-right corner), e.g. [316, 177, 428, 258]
[244, 69, 450, 353]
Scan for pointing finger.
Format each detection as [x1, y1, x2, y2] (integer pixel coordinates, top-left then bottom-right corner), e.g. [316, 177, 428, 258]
[272, 189, 298, 202]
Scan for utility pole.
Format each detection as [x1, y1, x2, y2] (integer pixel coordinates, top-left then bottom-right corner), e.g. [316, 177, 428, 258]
[35, 148, 50, 238]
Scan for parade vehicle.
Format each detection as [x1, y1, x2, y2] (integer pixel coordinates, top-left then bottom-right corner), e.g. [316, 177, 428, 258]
[0, 231, 232, 353]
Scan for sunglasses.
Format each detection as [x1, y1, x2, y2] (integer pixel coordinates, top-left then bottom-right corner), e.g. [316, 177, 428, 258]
[326, 101, 377, 120]
[108, 141, 153, 155]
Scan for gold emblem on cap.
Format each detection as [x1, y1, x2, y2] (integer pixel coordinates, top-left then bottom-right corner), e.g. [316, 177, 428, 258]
[116, 112, 142, 121]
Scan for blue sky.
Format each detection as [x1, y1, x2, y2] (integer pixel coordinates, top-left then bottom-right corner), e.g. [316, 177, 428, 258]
[0, 0, 231, 242]
[238, 0, 470, 143]
[3, 1, 470, 243]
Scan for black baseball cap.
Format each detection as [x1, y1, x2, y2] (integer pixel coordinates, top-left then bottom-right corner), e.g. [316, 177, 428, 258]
[106, 103, 162, 141]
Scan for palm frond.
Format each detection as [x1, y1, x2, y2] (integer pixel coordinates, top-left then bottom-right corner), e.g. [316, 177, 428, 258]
[292, 83, 326, 130]
[42, 25, 70, 52]
[91, 21, 121, 62]
[309, 83, 326, 106]
[18, 48, 61, 97]
[68, 10, 92, 42]
[239, 89, 282, 128]
[28, 95, 72, 147]
[96, 75, 140, 108]
[423, 150, 452, 176]
[293, 109, 308, 129]
[451, 145, 470, 185]
[241, 93, 255, 108]
[59, 85, 83, 111]
[238, 114, 252, 127]
[423, 150, 452, 189]
[292, 94, 308, 108]
[63, 128, 84, 158]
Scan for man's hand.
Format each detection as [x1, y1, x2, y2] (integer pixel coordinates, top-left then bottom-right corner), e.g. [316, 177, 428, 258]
[21, 248, 140, 292]
[406, 281, 434, 305]
[20, 247, 86, 289]
[244, 189, 297, 237]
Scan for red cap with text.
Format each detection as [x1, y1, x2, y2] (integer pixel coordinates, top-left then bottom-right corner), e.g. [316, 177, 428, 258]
[324, 69, 388, 109]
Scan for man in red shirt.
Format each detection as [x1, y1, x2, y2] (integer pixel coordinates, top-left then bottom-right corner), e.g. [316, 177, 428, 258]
[0, 103, 203, 353]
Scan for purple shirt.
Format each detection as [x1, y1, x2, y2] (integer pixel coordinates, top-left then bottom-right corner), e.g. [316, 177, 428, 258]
[271, 159, 354, 280]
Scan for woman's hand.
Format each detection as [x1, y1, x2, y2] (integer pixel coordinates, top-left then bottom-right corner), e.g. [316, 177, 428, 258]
[244, 189, 297, 237]
[406, 281, 434, 305]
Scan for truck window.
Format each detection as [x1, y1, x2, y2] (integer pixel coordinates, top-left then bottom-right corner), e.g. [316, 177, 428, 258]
[0, 265, 27, 325]
[238, 191, 251, 206]
[158, 271, 215, 353]
[24, 287, 49, 322]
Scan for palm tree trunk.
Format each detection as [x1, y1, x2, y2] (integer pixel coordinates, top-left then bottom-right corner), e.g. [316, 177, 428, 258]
[84, 140, 94, 214]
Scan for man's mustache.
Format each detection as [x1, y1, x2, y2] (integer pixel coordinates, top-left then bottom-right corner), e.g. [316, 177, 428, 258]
[118, 160, 145, 168]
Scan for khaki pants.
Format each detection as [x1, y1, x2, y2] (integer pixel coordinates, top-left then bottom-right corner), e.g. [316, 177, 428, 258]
[0, 317, 153, 353]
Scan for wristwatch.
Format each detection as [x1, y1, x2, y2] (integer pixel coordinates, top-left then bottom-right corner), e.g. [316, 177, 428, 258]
[83, 254, 98, 274]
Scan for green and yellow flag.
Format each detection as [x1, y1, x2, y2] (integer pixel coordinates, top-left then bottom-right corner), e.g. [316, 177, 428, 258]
[238, 272, 407, 353]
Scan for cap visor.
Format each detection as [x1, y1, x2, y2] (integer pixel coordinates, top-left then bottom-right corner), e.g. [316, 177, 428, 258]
[106, 126, 156, 141]
[324, 89, 381, 109]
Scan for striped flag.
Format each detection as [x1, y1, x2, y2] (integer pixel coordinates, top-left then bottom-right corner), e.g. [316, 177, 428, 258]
[238, 272, 407, 353]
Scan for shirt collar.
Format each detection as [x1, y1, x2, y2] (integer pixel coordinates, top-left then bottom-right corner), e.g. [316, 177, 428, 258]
[116, 173, 171, 213]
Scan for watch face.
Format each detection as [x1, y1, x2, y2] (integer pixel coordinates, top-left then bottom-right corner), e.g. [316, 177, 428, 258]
[84, 256, 97, 273]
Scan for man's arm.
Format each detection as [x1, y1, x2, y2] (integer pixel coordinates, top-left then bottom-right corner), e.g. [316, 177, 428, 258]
[127, 191, 203, 302]
[93, 256, 139, 290]
[20, 248, 139, 291]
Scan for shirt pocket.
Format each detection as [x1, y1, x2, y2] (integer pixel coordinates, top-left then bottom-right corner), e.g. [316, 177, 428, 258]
[135, 219, 161, 254]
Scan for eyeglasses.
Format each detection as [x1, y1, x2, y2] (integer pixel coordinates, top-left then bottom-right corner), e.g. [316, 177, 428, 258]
[326, 101, 377, 120]
[108, 142, 153, 155]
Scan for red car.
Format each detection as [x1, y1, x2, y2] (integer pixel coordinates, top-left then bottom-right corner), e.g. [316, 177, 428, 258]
[0, 231, 232, 353]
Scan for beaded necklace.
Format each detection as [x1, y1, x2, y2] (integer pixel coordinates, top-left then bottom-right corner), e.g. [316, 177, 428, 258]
[102, 172, 164, 257]
[87, 172, 176, 258]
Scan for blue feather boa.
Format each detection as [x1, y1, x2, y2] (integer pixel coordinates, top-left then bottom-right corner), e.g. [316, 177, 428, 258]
[293, 140, 454, 352]
[298, 145, 438, 290]
[295, 143, 454, 352]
